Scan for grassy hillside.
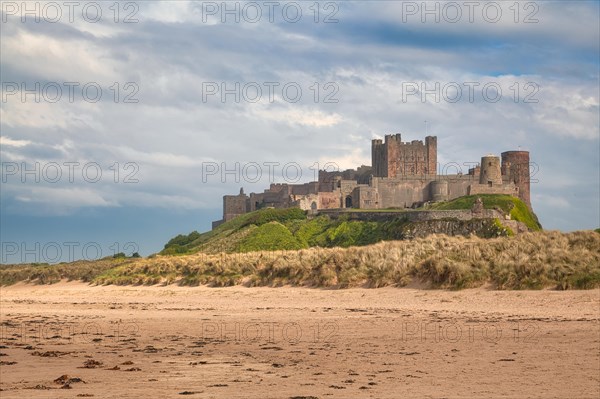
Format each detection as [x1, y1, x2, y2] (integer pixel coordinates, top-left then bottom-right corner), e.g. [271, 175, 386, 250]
[161, 208, 308, 255]
[427, 194, 542, 231]
[3, 231, 599, 290]
[161, 195, 540, 255]
[2, 195, 567, 290]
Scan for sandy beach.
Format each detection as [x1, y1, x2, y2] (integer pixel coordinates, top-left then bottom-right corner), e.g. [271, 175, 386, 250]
[1, 282, 598, 398]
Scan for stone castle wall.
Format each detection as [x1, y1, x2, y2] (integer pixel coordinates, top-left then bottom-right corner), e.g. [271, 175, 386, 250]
[317, 208, 504, 222]
[213, 134, 532, 228]
[469, 184, 518, 196]
[501, 151, 531, 209]
[372, 134, 437, 177]
[223, 193, 247, 222]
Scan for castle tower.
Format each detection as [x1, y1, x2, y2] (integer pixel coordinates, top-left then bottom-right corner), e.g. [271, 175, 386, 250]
[479, 155, 503, 186]
[425, 136, 437, 175]
[371, 139, 386, 177]
[371, 134, 437, 177]
[501, 151, 531, 209]
[222, 188, 249, 222]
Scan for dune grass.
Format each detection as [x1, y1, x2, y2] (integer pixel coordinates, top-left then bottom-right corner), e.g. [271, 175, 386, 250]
[97, 230, 600, 289]
[4, 230, 597, 290]
[0, 258, 134, 286]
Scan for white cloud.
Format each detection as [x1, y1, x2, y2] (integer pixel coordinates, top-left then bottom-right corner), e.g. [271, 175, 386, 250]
[110, 145, 216, 168]
[0, 136, 31, 147]
[15, 186, 117, 208]
[533, 87, 600, 140]
[250, 105, 343, 127]
[2, 29, 113, 82]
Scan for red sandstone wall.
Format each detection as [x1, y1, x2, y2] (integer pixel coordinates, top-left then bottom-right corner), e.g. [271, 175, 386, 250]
[372, 134, 437, 178]
[318, 192, 341, 209]
[501, 151, 531, 209]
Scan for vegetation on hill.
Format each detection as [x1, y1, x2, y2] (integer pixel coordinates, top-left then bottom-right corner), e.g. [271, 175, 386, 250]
[161, 208, 307, 255]
[160, 195, 540, 255]
[427, 194, 542, 231]
[3, 195, 569, 290]
[162, 231, 201, 254]
[2, 231, 598, 290]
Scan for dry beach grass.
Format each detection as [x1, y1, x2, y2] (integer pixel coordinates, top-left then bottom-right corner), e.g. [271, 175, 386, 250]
[3, 230, 599, 290]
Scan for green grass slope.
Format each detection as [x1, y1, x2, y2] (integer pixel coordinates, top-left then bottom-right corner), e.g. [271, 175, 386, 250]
[160, 195, 541, 256]
[161, 208, 308, 255]
[427, 194, 542, 231]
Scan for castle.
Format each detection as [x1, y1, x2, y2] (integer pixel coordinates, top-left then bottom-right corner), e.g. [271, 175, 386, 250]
[212, 134, 531, 228]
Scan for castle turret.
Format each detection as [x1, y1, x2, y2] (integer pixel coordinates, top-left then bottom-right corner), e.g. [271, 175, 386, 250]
[479, 155, 503, 186]
[501, 151, 531, 209]
[430, 180, 448, 202]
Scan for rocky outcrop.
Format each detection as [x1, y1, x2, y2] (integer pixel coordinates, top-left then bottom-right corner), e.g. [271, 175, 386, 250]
[317, 206, 529, 238]
[400, 218, 525, 239]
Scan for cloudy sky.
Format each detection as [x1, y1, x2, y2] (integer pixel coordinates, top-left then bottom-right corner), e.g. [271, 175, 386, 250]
[1, 1, 598, 262]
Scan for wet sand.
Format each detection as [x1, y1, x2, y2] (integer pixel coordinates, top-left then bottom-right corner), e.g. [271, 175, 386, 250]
[1, 282, 598, 398]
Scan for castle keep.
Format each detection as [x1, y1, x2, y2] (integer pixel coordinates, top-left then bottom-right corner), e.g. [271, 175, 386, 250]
[213, 134, 531, 228]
